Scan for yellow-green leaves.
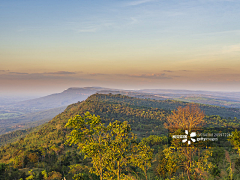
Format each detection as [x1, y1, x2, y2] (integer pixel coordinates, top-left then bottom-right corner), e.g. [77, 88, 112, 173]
[228, 129, 240, 156]
[130, 141, 153, 180]
[65, 112, 153, 180]
[65, 112, 107, 180]
[104, 121, 137, 180]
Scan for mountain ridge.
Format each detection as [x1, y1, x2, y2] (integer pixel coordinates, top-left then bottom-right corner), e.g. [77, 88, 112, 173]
[1, 93, 240, 148]
[1, 87, 240, 136]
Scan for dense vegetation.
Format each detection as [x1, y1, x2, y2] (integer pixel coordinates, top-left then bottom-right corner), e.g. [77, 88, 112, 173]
[0, 93, 240, 179]
[175, 96, 240, 108]
[92, 93, 240, 118]
[0, 128, 38, 147]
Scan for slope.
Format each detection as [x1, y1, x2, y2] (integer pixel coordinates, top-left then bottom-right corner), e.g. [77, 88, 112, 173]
[0, 87, 108, 135]
[0, 93, 240, 166]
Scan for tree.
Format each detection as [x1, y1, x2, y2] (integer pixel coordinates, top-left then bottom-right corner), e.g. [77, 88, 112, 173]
[162, 147, 183, 179]
[65, 111, 108, 180]
[28, 153, 39, 164]
[104, 121, 137, 180]
[228, 129, 240, 156]
[65, 112, 152, 180]
[47, 171, 62, 180]
[26, 169, 36, 180]
[208, 147, 225, 177]
[37, 171, 44, 180]
[130, 141, 153, 180]
[164, 104, 206, 180]
[193, 149, 214, 179]
[68, 164, 89, 180]
[164, 103, 205, 130]
[41, 170, 48, 180]
[0, 163, 6, 179]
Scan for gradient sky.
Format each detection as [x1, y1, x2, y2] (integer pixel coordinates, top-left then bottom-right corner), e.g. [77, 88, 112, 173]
[1, 0, 240, 95]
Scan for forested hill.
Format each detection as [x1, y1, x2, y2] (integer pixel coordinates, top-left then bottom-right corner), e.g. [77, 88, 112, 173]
[1, 93, 240, 147]
[0, 93, 240, 179]
[90, 93, 240, 119]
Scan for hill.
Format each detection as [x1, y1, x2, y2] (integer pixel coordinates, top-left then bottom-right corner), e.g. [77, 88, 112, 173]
[99, 89, 240, 108]
[1, 93, 240, 145]
[1, 87, 239, 136]
[0, 93, 240, 179]
[1, 93, 240, 149]
[0, 87, 109, 135]
[1, 87, 107, 114]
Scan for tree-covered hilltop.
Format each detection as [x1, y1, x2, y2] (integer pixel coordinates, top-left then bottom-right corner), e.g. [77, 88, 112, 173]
[0, 93, 240, 179]
[90, 93, 240, 118]
[2, 93, 239, 147]
[0, 94, 170, 162]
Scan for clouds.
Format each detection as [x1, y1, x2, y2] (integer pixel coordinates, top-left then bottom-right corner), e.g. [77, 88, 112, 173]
[179, 70, 191, 72]
[9, 72, 29, 75]
[89, 73, 106, 76]
[0, 70, 179, 82]
[0, 68, 240, 95]
[127, 73, 172, 79]
[46, 71, 76, 75]
[162, 70, 174, 73]
[0, 70, 77, 76]
[0, 69, 194, 81]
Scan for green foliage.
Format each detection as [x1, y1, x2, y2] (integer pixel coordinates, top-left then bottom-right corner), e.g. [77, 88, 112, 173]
[0, 128, 36, 147]
[90, 93, 240, 119]
[103, 121, 137, 180]
[207, 147, 225, 177]
[163, 147, 182, 178]
[141, 135, 167, 147]
[26, 169, 36, 180]
[0, 94, 240, 180]
[235, 158, 240, 173]
[0, 163, 6, 178]
[210, 167, 221, 178]
[193, 149, 214, 179]
[65, 112, 108, 180]
[69, 164, 89, 180]
[209, 147, 225, 168]
[41, 170, 48, 179]
[205, 115, 240, 128]
[66, 112, 153, 180]
[228, 129, 240, 155]
[130, 141, 153, 180]
[47, 171, 62, 180]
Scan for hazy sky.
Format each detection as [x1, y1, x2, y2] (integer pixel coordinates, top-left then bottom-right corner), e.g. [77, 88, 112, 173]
[1, 0, 240, 95]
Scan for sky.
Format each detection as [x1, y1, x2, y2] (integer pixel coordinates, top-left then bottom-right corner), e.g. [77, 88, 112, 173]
[0, 0, 240, 96]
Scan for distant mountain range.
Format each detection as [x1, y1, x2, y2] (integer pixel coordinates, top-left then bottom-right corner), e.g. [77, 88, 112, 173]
[99, 89, 240, 108]
[3, 87, 108, 112]
[0, 87, 239, 135]
[0, 87, 108, 135]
